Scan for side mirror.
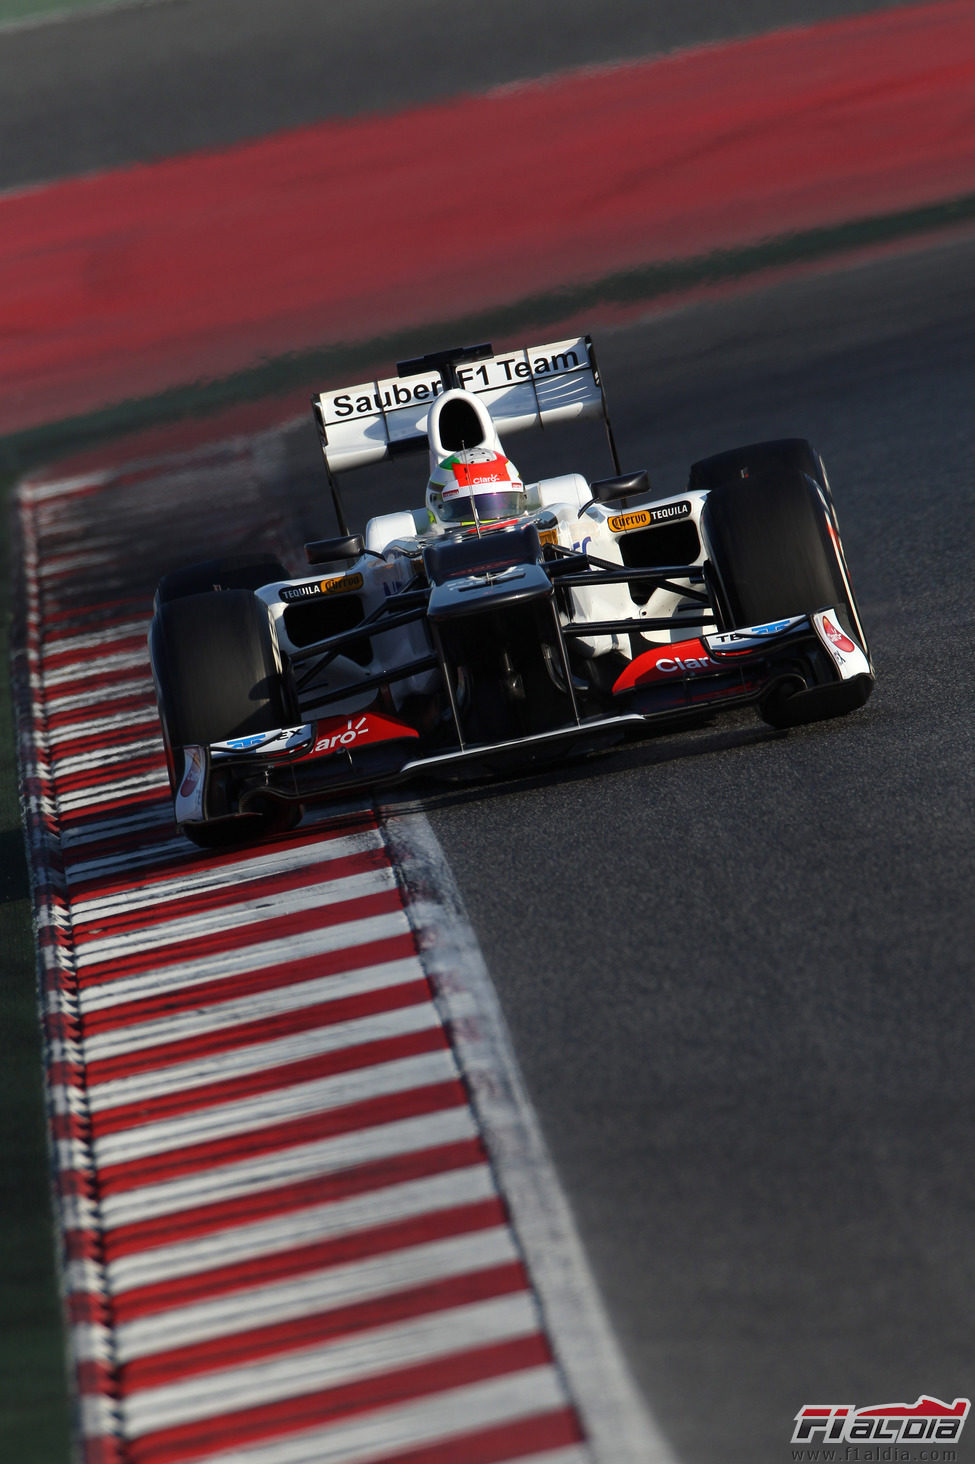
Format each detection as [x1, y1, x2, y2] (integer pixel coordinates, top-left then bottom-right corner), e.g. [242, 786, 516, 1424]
[305, 534, 365, 566]
[590, 469, 651, 503]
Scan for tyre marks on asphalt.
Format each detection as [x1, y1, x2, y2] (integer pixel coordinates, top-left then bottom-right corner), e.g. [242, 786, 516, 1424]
[15, 464, 594, 1463]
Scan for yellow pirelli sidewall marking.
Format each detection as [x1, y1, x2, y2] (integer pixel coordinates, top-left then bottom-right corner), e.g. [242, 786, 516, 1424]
[319, 572, 364, 594]
[608, 510, 652, 533]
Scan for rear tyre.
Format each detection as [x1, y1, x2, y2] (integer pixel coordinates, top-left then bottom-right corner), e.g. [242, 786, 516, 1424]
[150, 589, 301, 845]
[155, 553, 289, 606]
[689, 438, 826, 496]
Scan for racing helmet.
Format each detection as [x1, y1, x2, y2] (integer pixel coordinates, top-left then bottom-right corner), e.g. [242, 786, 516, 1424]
[426, 447, 525, 529]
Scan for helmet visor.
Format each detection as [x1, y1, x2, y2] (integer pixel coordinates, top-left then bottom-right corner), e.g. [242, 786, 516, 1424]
[438, 490, 524, 525]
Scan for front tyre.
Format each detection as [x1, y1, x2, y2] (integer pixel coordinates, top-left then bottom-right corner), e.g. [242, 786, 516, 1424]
[702, 471, 851, 626]
[701, 469, 871, 727]
[150, 589, 301, 844]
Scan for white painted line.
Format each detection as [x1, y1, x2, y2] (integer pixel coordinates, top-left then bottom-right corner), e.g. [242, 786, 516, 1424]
[36, 551, 116, 579]
[57, 804, 175, 845]
[53, 775, 164, 813]
[91, 1107, 477, 1233]
[71, 928, 415, 1033]
[84, 1001, 442, 1111]
[45, 708, 157, 740]
[42, 678, 154, 715]
[117, 1293, 542, 1435]
[19, 473, 110, 500]
[63, 837, 195, 884]
[157, 1369, 580, 1464]
[90, 1164, 498, 1295]
[43, 622, 150, 654]
[50, 739, 162, 775]
[89, 1049, 460, 1165]
[69, 827, 384, 919]
[109, 1227, 519, 1362]
[74, 866, 396, 960]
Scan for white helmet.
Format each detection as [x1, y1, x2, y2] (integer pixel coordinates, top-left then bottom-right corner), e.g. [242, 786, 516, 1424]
[426, 447, 525, 529]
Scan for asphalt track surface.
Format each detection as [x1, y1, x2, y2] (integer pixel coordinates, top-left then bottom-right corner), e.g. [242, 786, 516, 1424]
[57, 229, 971, 1463]
[402, 239, 975, 1461]
[0, 0, 932, 189]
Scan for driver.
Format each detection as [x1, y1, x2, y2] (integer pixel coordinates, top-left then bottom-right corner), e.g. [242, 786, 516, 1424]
[426, 447, 525, 530]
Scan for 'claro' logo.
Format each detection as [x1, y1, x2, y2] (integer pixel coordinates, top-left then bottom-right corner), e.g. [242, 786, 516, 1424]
[608, 500, 691, 533]
[280, 573, 364, 602]
[312, 711, 420, 757]
[612, 636, 718, 693]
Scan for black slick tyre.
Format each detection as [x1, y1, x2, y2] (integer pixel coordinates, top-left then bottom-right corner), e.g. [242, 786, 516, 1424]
[155, 553, 289, 606]
[150, 588, 300, 845]
[701, 469, 870, 727]
[702, 470, 849, 629]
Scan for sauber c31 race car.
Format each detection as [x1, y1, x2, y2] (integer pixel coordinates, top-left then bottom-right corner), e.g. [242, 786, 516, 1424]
[149, 336, 874, 845]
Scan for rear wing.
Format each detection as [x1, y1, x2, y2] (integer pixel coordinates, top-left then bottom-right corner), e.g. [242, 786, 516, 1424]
[312, 336, 621, 533]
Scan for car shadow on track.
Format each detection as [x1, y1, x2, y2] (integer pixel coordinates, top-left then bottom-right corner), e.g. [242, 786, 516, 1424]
[375, 710, 793, 818]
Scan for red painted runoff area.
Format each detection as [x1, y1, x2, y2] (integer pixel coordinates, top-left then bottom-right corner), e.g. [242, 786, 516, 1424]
[3, 0, 975, 433]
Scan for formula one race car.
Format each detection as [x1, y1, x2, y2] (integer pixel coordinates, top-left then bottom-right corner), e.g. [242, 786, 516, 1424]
[149, 336, 874, 845]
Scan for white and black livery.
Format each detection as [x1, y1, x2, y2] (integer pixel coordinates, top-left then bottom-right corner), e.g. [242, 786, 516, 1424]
[149, 335, 874, 845]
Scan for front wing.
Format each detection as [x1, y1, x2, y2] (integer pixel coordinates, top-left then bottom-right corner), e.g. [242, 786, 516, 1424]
[173, 609, 873, 829]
